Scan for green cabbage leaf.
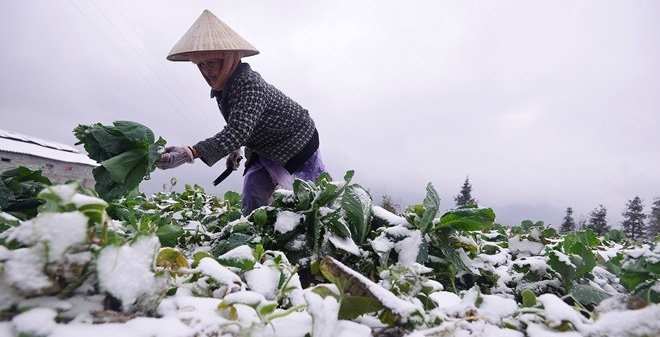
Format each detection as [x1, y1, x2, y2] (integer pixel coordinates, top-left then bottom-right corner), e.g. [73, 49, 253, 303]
[74, 121, 166, 201]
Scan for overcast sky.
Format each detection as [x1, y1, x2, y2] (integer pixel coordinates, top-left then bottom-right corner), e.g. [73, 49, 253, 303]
[1, 0, 659, 228]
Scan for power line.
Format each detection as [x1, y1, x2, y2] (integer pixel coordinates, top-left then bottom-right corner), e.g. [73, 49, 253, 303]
[67, 0, 202, 132]
[107, 0, 212, 119]
[89, 0, 212, 131]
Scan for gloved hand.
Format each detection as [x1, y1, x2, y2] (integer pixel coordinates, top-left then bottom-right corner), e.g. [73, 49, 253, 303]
[226, 149, 243, 171]
[156, 146, 195, 170]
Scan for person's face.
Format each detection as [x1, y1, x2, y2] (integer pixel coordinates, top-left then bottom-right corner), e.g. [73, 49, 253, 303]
[197, 59, 224, 82]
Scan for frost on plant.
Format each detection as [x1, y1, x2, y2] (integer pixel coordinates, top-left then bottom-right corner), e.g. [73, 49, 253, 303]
[97, 235, 167, 313]
[1, 167, 659, 336]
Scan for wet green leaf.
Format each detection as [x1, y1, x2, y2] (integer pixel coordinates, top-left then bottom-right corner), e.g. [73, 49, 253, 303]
[156, 224, 184, 247]
[258, 302, 278, 316]
[418, 183, 440, 233]
[217, 251, 256, 271]
[293, 180, 314, 211]
[341, 184, 372, 243]
[316, 180, 338, 207]
[74, 121, 165, 201]
[157, 247, 189, 275]
[224, 191, 241, 207]
[251, 208, 268, 227]
[192, 252, 213, 268]
[213, 233, 254, 256]
[338, 296, 383, 320]
[571, 284, 611, 307]
[438, 207, 495, 232]
[521, 289, 537, 307]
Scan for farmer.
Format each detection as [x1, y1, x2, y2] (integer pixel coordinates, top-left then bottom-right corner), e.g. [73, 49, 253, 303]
[157, 10, 325, 214]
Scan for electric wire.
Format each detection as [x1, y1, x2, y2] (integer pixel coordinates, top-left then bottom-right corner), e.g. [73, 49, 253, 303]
[107, 0, 212, 120]
[88, 0, 212, 132]
[79, 0, 206, 131]
[67, 0, 203, 132]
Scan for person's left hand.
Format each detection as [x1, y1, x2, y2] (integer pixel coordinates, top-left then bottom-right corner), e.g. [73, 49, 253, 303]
[156, 146, 194, 169]
[226, 149, 243, 171]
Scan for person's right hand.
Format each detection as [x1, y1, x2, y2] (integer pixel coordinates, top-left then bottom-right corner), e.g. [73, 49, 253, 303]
[226, 149, 243, 171]
[156, 146, 194, 170]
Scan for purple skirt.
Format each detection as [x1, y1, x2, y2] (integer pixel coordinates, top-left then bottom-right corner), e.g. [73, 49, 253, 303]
[241, 150, 325, 214]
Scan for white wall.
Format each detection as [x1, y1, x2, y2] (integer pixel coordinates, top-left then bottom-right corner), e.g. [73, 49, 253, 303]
[0, 151, 95, 189]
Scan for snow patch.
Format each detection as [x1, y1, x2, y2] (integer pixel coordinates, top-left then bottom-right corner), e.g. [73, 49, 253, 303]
[509, 236, 545, 255]
[50, 317, 193, 337]
[275, 210, 303, 234]
[304, 291, 339, 337]
[10, 211, 88, 262]
[0, 245, 9, 261]
[218, 245, 255, 262]
[12, 307, 57, 336]
[526, 322, 582, 337]
[479, 294, 518, 324]
[328, 233, 361, 255]
[372, 206, 409, 226]
[4, 245, 53, 294]
[96, 236, 163, 312]
[197, 257, 242, 290]
[326, 257, 421, 322]
[583, 303, 660, 336]
[245, 260, 282, 300]
[395, 230, 423, 265]
[0, 275, 21, 311]
[537, 294, 586, 329]
[429, 291, 461, 309]
[71, 193, 107, 208]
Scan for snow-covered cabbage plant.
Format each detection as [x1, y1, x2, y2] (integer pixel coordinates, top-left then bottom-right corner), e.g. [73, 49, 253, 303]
[1, 167, 659, 336]
[249, 170, 379, 281]
[617, 242, 660, 303]
[0, 181, 171, 317]
[0, 166, 52, 220]
[106, 183, 244, 257]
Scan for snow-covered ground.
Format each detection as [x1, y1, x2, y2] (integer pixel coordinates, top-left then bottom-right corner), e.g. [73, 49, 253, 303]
[1, 181, 658, 337]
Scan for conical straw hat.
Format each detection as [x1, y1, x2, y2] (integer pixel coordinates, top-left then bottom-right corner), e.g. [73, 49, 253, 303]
[167, 9, 259, 62]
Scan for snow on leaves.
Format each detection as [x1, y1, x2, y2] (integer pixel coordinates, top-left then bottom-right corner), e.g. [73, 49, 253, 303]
[0, 169, 659, 336]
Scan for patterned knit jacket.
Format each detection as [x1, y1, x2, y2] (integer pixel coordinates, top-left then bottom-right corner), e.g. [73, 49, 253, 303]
[193, 63, 317, 168]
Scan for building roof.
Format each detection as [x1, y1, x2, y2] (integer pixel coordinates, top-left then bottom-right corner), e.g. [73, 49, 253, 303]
[0, 129, 98, 166]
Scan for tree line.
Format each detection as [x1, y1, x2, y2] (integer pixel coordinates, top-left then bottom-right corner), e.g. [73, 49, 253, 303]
[558, 197, 660, 241]
[379, 177, 660, 241]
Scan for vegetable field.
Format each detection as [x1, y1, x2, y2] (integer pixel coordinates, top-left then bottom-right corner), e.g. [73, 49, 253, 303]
[1, 164, 658, 336]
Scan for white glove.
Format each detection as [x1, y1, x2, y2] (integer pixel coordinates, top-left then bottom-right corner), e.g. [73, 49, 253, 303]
[156, 146, 194, 170]
[226, 149, 243, 171]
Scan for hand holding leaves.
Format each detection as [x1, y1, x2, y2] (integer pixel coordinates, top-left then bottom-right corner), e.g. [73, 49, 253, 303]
[156, 146, 194, 170]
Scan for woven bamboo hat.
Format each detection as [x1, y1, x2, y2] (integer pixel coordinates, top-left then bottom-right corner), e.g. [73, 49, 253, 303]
[167, 9, 259, 62]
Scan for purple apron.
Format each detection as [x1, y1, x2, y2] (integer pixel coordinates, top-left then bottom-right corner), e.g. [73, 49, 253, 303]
[241, 150, 325, 214]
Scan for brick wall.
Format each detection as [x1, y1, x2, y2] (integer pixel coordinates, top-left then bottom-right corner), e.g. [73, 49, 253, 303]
[0, 151, 95, 189]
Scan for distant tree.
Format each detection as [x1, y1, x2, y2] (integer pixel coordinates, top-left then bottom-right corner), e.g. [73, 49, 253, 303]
[647, 197, 660, 239]
[380, 194, 400, 214]
[577, 216, 588, 230]
[559, 207, 576, 233]
[587, 205, 610, 235]
[621, 196, 647, 241]
[454, 177, 477, 207]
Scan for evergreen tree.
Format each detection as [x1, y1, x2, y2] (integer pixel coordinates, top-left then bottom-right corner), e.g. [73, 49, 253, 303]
[646, 197, 660, 239]
[454, 177, 477, 207]
[621, 196, 647, 241]
[587, 205, 610, 235]
[559, 207, 576, 233]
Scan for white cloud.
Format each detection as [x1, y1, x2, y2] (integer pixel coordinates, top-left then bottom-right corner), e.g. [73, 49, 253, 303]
[1, 0, 659, 227]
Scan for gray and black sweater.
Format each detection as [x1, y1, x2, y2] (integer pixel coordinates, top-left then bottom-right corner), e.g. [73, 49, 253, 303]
[193, 63, 318, 172]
